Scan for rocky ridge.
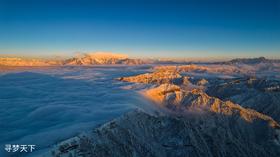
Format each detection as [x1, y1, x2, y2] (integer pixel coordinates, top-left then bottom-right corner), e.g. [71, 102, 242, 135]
[226, 57, 280, 65]
[207, 77, 280, 122]
[118, 70, 189, 85]
[143, 84, 279, 129]
[42, 69, 280, 157]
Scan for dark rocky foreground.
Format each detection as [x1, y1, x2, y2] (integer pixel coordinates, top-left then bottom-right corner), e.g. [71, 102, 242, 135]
[42, 109, 280, 157]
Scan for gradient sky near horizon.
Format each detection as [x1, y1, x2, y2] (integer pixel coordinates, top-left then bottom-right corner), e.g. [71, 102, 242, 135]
[0, 0, 279, 59]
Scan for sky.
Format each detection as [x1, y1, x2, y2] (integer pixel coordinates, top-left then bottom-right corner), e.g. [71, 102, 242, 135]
[0, 0, 279, 59]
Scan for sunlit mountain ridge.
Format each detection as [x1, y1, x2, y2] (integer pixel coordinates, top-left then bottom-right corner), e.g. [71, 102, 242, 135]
[1, 52, 280, 66]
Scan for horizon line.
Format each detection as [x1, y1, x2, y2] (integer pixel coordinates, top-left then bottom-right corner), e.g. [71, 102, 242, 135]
[0, 52, 279, 62]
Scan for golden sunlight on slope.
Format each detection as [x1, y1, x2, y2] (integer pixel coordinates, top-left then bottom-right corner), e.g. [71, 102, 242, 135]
[142, 83, 280, 129]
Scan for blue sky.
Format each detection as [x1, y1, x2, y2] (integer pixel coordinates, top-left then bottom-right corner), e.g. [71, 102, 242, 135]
[0, 0, 279, 59]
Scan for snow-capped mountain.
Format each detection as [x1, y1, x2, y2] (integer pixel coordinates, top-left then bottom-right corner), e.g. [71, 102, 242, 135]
[0, 52, 147, 66]
[63, 52, 146, 65]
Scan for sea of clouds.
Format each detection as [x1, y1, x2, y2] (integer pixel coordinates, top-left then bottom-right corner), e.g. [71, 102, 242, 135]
[0, 66, 156, 156]
[1, 63, 279, 156]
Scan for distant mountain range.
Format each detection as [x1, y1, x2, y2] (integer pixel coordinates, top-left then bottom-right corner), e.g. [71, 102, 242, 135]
[0, 52, 148, 66]
[0, 57, 61, 66]
[0, 53, 279, 66]
[63, 52, 146, 65]
[225, 57, 280, 65]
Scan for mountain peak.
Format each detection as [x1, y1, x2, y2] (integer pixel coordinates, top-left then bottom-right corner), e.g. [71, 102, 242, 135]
[83, 52, 128, 60]
[64, 52, 145, 65]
